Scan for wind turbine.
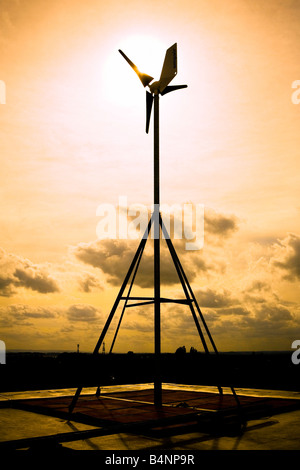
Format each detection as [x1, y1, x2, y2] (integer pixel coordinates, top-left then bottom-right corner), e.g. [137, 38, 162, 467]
[119, 43, 187, 133]
[69, 43, 242, 417]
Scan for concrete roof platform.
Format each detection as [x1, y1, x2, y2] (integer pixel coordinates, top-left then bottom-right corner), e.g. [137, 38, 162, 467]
[1, 383, 300, 452]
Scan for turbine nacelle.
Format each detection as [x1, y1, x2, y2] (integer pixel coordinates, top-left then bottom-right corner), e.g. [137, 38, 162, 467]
[149, 81, 160, 94]
[119, 43, 187, 133]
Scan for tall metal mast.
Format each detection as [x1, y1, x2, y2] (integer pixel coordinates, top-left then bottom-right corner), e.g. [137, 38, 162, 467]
[118, 44, 187, 406]
[153, 91, 161, 405]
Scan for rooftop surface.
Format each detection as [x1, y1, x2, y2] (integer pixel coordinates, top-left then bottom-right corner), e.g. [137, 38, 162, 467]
[1, 383, 300, 452]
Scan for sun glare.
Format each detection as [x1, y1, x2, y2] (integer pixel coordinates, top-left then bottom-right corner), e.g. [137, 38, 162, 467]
[101, 35, 167, 107]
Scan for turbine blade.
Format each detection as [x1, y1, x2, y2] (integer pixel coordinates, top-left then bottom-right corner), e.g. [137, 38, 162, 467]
[158, 43, 177, 93]
[146, 91, 153, 134]
[118, 49, 138, 72]
[119, 49, 154, 87]
[160, 84, 188, 96]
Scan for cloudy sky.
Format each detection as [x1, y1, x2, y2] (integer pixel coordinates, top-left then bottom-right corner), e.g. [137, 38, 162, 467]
[0, 0, 299, 353]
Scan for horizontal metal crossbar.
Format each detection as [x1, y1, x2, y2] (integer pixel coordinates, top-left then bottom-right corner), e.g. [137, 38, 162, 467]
[121, 296, 193, 308]
[125, 301, 155, 308]
[121, 296, 154, 301]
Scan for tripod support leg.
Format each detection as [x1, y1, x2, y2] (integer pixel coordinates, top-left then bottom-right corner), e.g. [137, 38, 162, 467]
[160, 215, 209, 353]
[160, 215, 224, 395]
[69, 217, 153, 414]
[109, 237, 147, 354]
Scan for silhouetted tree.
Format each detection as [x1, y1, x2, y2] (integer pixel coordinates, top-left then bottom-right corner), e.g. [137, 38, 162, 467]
[175, 346, 186, 357]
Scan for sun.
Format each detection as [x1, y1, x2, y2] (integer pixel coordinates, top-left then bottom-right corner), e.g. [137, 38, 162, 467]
[101, 34, 167, 107]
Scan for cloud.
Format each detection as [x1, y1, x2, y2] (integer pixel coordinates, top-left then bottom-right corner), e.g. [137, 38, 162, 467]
[0, 302, 102, 332]
[0, 275, 15, 297]
[204, 209, 239, 238]
[10, 304, 57, 319]
[0, 303, 104, 350]
[255, 304, 294, 323]
[72, 238, 200, 288]
[0, 304, 57, 329]
[72, 205, 240, 290]
[0, 248, 59, 296]
[242, 280, 279, 305]
[246, 280, 271, 292]
[66, 304, 101, 322]
[192, 282, 296, 344]
[272, 233, 300, 281]
[78, 273, 103, 292]
[73, 239, 132, 276]
[205, 301, 297, 348]
[188, 254, 211, 273]
[196, 288, 236, 308]
[218, 306, 251, 316]
[14, 268, 59, 293]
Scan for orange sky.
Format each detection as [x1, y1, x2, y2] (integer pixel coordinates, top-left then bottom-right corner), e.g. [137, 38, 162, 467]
[0, 0, 300, 353]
